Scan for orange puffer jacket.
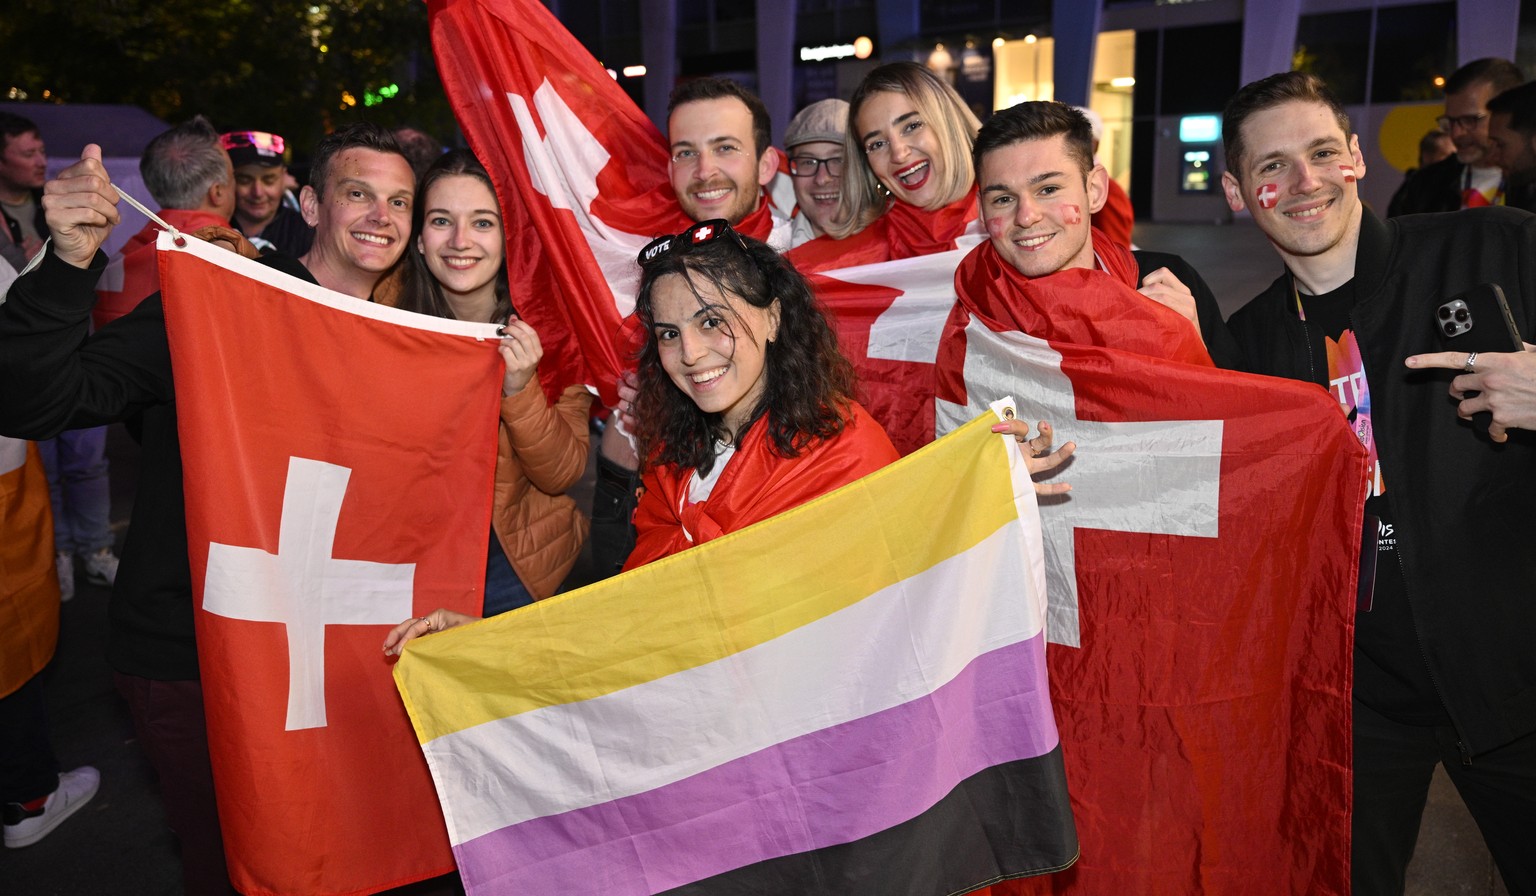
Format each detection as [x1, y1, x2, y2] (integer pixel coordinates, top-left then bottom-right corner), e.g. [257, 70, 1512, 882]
[493, 381, 593, 599]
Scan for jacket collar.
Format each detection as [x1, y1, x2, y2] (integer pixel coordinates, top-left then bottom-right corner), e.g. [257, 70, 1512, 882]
[1349, 204, 1393, 299]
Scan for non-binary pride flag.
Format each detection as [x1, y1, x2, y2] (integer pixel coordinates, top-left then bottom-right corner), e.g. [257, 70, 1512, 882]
[394, 412, 1079, 896]
[159, 233, 503, 896]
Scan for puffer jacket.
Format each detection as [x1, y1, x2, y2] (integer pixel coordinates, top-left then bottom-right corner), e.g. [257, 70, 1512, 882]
[493, 381, 593, 598]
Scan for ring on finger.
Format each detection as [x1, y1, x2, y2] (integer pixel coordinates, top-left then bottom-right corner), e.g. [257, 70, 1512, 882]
[1465, 351, 1478, 374]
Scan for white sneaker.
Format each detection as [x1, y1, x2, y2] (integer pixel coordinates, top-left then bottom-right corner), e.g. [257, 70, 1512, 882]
[3, 766, 100, 848]
[82, 547, 119, 587]
[55, 552, 74, 603]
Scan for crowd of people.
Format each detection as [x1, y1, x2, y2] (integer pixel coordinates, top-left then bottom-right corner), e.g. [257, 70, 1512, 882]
[2, 46, 1535, 896]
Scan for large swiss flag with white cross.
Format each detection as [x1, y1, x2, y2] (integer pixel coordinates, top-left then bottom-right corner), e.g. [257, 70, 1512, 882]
[160, 233, 500, 895]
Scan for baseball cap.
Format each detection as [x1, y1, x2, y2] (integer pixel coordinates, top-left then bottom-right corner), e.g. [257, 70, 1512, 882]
[784, 99, 850, 150]
[220, 130, 287, 168]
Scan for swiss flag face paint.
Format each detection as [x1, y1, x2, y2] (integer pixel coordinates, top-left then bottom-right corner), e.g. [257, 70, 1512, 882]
[1339, 164, 1356, 183]
[1256, 183, 1279, 209]
[1063, 204, 1082, 225]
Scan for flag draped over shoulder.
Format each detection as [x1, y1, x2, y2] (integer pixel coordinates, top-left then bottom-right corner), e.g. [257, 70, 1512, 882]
[159, 233, 502, 896]
[938, 293, 1368, 895]
[394, 414, 1079, 896]
[0, 437, 59, 699]
[428, 0, 692, 404]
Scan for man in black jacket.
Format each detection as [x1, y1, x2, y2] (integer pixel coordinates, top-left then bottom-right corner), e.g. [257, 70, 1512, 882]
[1387, 58, 1522, 217]
[1220, 71, 1536, 896]
[0, 123, 415, 894]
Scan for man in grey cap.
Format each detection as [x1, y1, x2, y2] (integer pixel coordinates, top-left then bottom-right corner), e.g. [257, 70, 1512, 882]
[783, 98, 849, 247]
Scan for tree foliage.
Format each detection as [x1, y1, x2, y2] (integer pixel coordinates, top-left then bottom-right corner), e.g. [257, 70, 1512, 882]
[1, 0, 457, 160]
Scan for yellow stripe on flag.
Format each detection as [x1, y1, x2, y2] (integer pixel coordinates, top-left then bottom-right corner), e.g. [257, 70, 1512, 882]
[395, 413, 1020, 742]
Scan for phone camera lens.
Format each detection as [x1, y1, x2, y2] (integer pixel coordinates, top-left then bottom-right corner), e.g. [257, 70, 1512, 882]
[1455, 309, 1469, 322]
[1438, 307, 1452, 320]
[1443, 322, 1458, 336]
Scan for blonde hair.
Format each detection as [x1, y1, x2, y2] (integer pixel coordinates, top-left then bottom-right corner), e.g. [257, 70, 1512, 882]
[829, 63, 981, 239]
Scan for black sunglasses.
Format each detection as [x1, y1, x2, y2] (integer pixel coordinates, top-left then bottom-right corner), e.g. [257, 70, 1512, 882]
[638, 219, 748, 266]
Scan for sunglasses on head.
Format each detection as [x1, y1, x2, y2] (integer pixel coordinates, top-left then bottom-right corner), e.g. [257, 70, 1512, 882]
[219, 130, 286, 155]
[637, 219, 747, 266]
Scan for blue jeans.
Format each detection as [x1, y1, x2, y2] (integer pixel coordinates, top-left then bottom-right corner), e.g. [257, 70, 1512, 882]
[36, 428, 113, 554]
[483, 528, 534, 617]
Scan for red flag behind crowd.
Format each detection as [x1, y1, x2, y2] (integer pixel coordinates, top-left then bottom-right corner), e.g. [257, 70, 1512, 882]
[160, 235, 500, 895]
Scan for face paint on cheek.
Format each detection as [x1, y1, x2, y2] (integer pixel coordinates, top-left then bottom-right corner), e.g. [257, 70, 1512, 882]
[985, 215, 1007, 238]
[1339, 164, 1356, 183]
[1256, 183, 1279, 209]
[1063, 204, 1082, 225]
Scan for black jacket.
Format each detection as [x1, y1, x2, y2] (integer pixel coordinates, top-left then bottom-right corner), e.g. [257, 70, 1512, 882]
[1133, 250, 1245, 371]
[1228, 207, 1536, 756]
[0, 248, 314, 680]
[1386, 155, 1464, 218]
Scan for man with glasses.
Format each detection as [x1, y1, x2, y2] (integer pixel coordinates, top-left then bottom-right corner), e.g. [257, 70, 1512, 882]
[1388, 58, 1523, 217]
[222, 129, 315, 257]
[782, 99, 848, 247]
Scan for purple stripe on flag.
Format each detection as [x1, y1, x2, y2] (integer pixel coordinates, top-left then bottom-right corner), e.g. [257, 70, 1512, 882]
[455, 633, 1056, 895]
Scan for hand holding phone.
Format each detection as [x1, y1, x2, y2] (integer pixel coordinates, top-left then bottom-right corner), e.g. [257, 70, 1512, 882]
[1405, 283, 1532, 441]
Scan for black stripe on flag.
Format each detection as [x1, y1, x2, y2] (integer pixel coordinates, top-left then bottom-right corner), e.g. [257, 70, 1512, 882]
[658, 744, 1078, 896]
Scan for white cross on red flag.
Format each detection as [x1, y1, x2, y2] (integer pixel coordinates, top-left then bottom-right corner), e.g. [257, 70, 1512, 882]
[160, 233, 502, 895]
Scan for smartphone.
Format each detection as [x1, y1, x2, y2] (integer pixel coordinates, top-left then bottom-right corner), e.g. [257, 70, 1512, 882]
[1432, 283, 1524, 432]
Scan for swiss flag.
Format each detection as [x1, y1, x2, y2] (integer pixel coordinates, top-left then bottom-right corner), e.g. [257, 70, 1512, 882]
[938, 296, 1367, 895]
[159, 234, 500, 895]
[806, 251, 968, 455]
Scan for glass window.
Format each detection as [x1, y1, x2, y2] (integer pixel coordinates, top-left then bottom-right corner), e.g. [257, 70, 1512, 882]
[1293, 10, 1371, 105]
[1160, 23, 1240, 115]
[1371, 3, 1455, 103]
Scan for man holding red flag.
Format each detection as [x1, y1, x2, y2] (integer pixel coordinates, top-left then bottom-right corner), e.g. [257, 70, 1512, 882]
[0, 124, 419, 894]
[939, 101, 1241, 393]
[1222, 71, 1536, 895]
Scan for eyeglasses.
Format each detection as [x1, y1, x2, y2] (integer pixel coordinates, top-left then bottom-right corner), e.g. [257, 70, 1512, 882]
[637, 218, 746, 266]
[1435, 113, 1487, 133]
[219, 130, 286, 155]
[788, 155, 844, 177]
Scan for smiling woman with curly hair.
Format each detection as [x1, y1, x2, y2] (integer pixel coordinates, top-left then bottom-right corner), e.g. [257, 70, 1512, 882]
[622, 217, 900, 569]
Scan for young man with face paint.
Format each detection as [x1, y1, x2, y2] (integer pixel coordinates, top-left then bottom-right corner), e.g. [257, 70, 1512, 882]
[1221, 71, 1536, 896]
[942, 102, 1242, 370]
[0, 123, 416, 894]
[1387, 58, 1523, 217]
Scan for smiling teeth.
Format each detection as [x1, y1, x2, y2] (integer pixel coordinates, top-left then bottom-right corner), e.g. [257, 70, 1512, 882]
[1015, 234, 1050, 248]
[812, 192, 839, 202]
[695, 188, 730, 200]
[897, 162, 929, 183]
[445, 258, 477, 269]
[354, 232, 391, 245]
[690, 367, 727, 384]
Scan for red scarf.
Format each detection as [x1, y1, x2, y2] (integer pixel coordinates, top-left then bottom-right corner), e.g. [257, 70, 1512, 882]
[786, 186, 978, 274]
[734, 196, 777, 243]
[936, 228, 1212, 406]
[624, 403, 898, 570]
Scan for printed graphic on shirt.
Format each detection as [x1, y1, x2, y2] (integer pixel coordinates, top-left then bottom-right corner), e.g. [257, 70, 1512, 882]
[1323, 328, 1384, 498]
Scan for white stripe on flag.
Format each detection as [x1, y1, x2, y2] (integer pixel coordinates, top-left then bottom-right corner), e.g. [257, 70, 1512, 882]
[426, 516, 1045, 846]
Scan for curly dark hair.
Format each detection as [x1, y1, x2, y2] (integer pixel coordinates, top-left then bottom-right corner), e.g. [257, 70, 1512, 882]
[395, 149, 513, 323]
[633, 230, 859, 475]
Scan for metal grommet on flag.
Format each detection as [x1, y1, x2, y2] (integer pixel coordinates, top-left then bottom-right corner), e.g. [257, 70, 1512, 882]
[115, 189, 185, 249]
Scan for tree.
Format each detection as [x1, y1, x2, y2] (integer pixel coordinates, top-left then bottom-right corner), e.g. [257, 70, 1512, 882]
[2, 0, 456, 162]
